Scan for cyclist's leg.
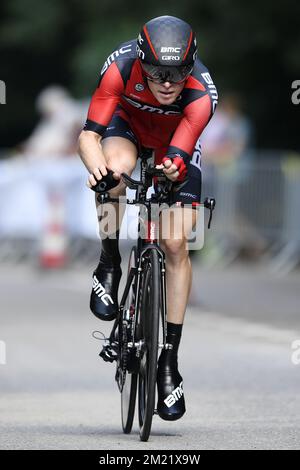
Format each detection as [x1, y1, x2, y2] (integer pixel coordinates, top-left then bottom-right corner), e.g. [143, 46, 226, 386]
[95, 135, 137, 260]
[157, 208, 195, 420]
[98, 136, 138, 239]
[158, 140, 202, 325]
[90, 112, 138, 321]
[96, 110, 138, 241]
[156, 144, 201, 420]
[159, 207, 198, 324]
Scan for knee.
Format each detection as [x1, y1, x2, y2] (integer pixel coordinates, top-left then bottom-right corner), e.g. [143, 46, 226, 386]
[104, 144, 137, 176]
[160, 237, 188, 260]
[109, 156, 136, 176]
[106, 153, 137, 196]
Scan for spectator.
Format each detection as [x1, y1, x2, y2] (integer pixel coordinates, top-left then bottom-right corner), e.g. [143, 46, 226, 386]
[201, 92, 253, 166]
[23, 85, 86, 159]
[199, 93, 261, 263]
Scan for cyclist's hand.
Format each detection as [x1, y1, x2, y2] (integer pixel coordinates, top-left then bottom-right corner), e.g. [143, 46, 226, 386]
[156, 155, 187, 182]
[86, 165, 120, 188]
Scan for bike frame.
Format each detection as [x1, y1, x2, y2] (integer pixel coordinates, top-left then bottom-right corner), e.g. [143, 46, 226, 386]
[106, 153, 171, 356]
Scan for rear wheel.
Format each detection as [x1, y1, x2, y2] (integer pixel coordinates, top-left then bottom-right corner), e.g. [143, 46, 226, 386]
[137, 249, 161, 442]
[121, 247, 138, 434]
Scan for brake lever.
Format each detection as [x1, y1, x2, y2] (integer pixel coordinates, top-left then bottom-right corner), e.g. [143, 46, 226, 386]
[147, 165, 166, 178]
[120, 172, 142, 189]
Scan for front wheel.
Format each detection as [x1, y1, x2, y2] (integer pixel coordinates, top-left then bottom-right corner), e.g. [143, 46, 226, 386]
[138, 249, 161, 442]
[121, 247, 138, 434]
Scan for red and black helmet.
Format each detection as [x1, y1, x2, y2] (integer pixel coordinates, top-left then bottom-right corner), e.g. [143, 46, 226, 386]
[137, 16, 197, 83]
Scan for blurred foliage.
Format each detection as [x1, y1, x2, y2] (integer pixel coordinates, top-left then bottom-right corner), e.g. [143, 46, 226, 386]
[0, 0, 299, 150]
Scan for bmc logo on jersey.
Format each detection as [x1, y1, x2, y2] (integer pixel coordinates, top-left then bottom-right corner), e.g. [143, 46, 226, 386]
[201, 72, 218, 112]
[136, 44, 145, 60]
[123, 96, 181, 116]
[136, 34, 145, 59]
[101, 44, 133, 75]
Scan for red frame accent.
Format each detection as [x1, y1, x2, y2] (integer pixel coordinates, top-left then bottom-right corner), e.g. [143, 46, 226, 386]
[144, 220, 158, 243]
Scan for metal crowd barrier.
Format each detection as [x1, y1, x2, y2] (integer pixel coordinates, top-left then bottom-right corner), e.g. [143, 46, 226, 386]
[0, 152, 299, 273]
[201, 151, 300, 273]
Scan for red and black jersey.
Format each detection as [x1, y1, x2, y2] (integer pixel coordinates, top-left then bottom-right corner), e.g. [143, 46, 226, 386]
[84, 39, 218, 160]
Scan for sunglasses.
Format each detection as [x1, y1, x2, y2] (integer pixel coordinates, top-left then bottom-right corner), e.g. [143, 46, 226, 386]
[141, 62, 193, 84]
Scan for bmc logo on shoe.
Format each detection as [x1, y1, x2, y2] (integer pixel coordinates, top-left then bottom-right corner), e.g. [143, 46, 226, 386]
[92, 276, 114, 306]
[164, 381, 184, 408]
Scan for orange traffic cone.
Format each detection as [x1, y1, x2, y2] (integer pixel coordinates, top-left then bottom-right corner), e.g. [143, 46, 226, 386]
[40, 191, 67, 268]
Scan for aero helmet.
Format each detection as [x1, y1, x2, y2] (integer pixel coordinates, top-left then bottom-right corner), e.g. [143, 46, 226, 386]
[137, 16, 197, 83]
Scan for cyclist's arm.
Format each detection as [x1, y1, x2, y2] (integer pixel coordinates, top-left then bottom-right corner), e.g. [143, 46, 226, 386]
[167, 93, 213, 159]
[78, 130, 106, 175]
[78, 61, 125, 174]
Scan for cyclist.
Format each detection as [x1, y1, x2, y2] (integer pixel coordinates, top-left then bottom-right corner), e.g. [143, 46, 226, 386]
[78, 15, 218, 421]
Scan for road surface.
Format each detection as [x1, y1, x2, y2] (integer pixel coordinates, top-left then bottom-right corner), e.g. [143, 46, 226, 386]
[0, 262, 299, 449]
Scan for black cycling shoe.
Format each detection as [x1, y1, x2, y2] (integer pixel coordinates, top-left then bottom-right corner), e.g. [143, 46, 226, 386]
[156, 353, 186, 421]
[90, 260, 122, 321]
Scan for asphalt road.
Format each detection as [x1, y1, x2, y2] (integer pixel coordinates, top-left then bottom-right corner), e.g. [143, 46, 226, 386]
[0, 262, 299, 450]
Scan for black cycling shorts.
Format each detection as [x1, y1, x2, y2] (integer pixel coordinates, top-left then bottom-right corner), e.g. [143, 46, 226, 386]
[102, 111, 202, 205]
